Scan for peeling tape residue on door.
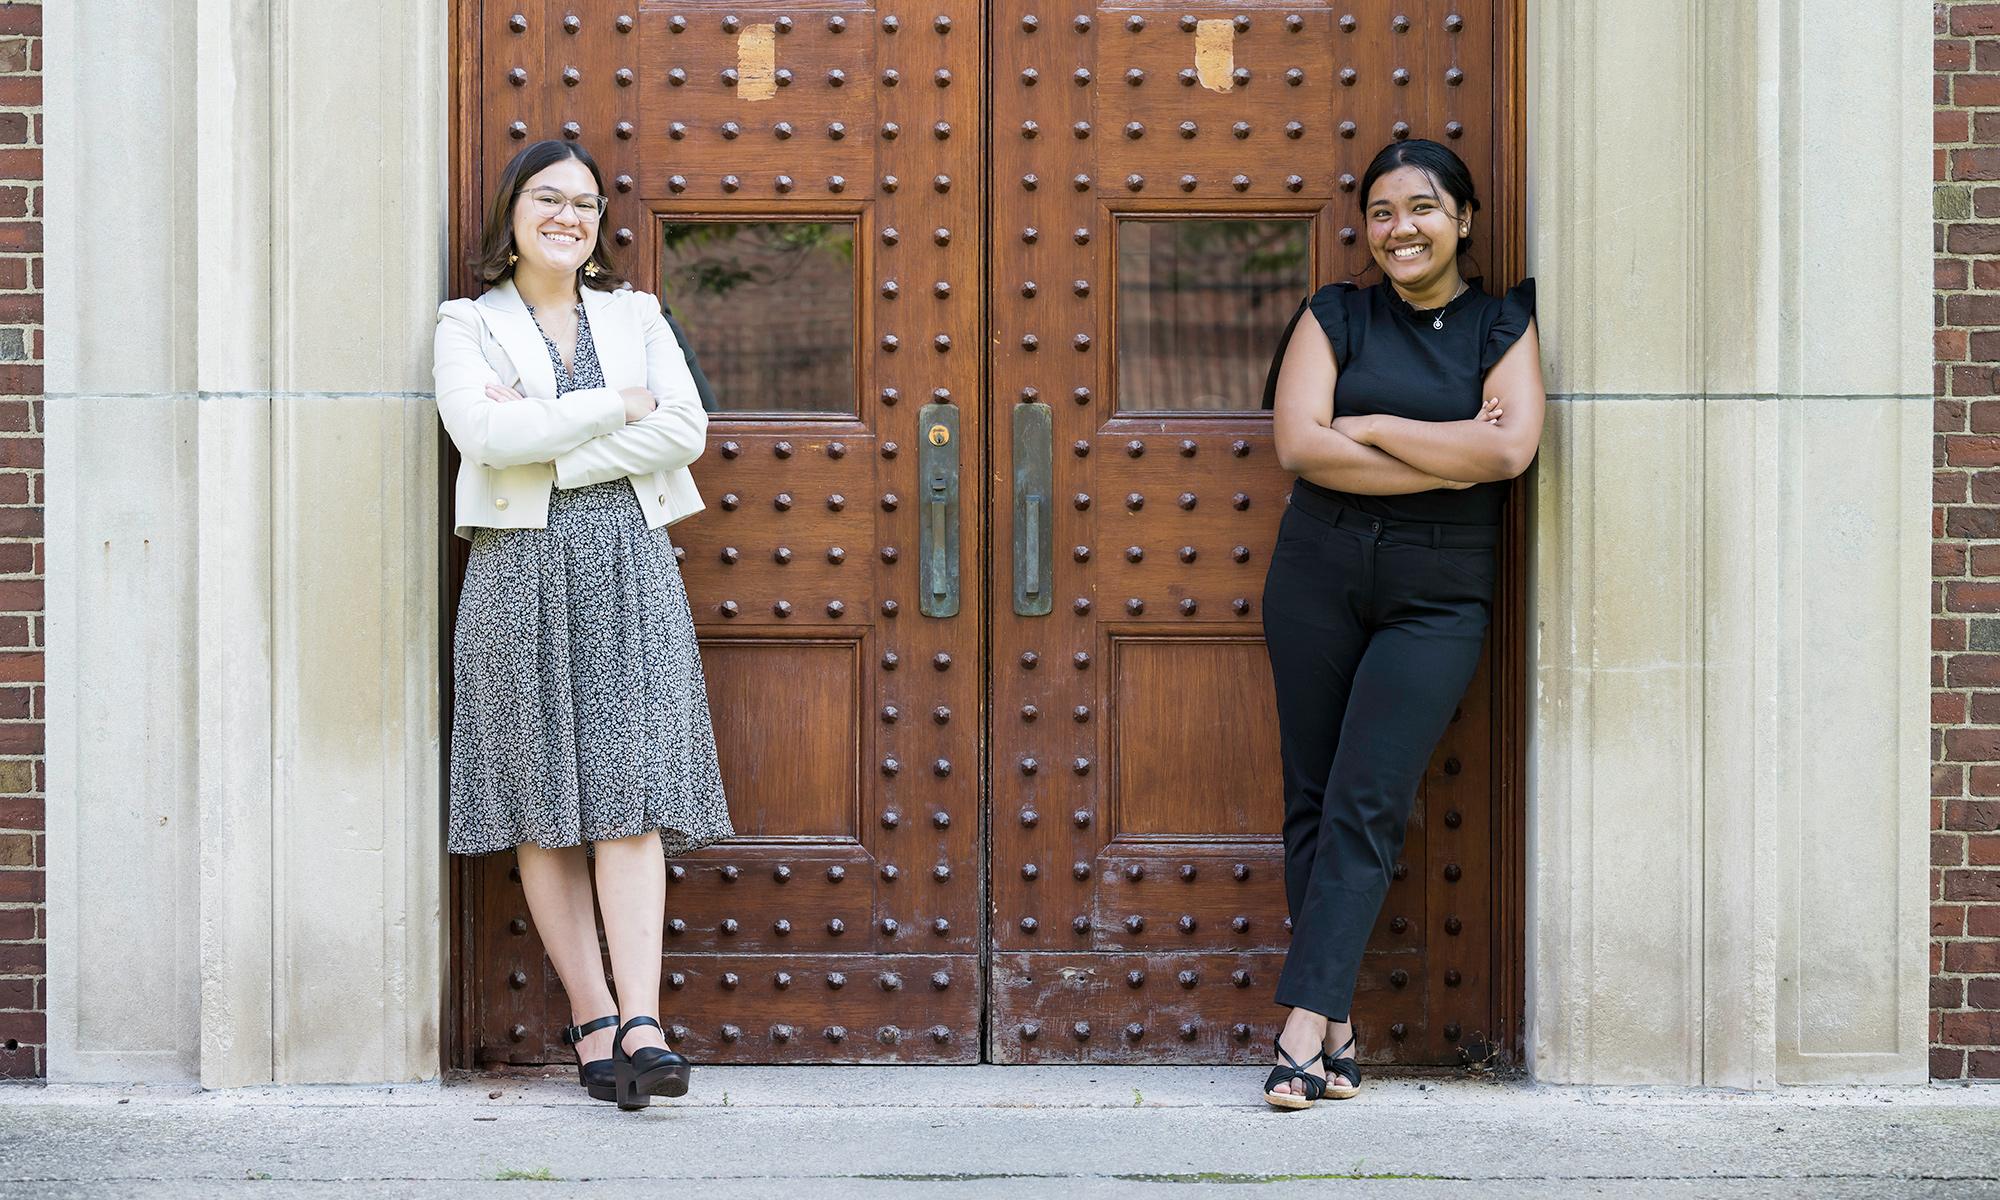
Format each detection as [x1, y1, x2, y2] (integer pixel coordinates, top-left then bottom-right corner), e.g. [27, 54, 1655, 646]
[738, 24, 777, 101]
[1057, 966, 1108, 993]
[1194, 19, 1234, 92]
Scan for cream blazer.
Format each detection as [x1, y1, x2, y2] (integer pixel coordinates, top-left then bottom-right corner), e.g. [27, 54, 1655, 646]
[434, 278, 707, 540]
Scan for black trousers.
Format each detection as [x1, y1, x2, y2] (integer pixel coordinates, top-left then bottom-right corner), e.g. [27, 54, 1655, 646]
[1260, 484, 1495, 1021]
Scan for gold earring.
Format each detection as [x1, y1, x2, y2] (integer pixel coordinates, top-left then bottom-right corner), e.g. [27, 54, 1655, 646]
[507, 251, 518, 265]
[583, 260, 600, 278]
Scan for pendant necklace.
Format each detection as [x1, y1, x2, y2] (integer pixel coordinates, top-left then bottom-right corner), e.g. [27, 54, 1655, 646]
[1410, 280, 1469, 331]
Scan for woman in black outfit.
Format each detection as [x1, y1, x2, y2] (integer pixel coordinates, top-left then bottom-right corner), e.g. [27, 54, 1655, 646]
[1258, 140, 1544, 1108]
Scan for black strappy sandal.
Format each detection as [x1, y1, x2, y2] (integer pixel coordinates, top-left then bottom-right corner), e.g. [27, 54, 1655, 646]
[1263, 1036, 1330, 1110]
[561, 1014, 620, 1103]
[610, 1015, 692, 1111]
[1321, 1029, 1362, 1100]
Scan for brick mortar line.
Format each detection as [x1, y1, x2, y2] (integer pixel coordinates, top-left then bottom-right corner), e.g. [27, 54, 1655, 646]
[0, 2, 40, 1072]
[1929, 14, 1989, 1073]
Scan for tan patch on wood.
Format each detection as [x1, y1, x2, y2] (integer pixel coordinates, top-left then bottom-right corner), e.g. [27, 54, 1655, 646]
[1194, 19, 1234, 92]
[738, 24, 777, 101]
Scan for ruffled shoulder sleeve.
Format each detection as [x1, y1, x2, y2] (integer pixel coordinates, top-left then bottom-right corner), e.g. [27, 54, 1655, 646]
[1260, 283, 1357, 410]
[1306, 282, 1356, 368]
[1480, 277, 1537, 374]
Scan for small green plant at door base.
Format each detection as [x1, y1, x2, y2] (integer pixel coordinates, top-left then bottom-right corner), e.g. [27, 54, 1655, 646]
[494, 1166, 558, 1181]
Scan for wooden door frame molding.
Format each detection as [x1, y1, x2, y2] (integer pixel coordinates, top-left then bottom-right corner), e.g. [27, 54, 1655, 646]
[1490, 0, 1529, 1068]
[443, 0, 1532, 1071]
[445, 0, 480, 1076]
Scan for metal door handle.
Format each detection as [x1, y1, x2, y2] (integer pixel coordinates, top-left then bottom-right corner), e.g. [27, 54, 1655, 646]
[916, 403, 959, 617]
[1023, 495, 1044, 596]
[928, 469, 949, 600]
[1013, 403, 1053, 615]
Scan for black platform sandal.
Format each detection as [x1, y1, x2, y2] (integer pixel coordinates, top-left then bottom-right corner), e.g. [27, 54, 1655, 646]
[610, 1015, 691, 1111]
[1262, 1036, 1329, 1110]
[1321, 1029, 1362, 1100]
[561, 1014, 620, 1103]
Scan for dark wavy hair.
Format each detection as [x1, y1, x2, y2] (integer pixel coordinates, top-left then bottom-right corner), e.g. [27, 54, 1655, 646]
[471, 139, 627, 291]
[1358, 138, 1481, 260]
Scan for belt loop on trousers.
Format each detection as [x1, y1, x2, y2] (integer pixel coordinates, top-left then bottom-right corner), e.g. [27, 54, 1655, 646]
[1430, 525, 1441, 549]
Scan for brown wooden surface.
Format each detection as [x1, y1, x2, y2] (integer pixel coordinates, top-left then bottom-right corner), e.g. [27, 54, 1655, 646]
[449, 0, 1526, 1069]
[990, 950, 1425, 1063]
[455, 0, 987, 1065]
[981, 0, 1512, 1065]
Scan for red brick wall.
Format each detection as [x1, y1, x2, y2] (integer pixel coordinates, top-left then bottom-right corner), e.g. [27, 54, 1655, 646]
[0, 0, 40, 1080]
[1937, 1, 2000, 1082]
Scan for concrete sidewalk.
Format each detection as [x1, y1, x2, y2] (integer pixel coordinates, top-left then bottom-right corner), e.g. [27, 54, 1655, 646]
[1, 1068, 1998, 1198]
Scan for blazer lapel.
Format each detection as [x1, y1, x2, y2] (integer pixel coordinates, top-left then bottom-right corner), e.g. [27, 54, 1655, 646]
[476, 278, 558, 399]
[581, 285, 640, 391]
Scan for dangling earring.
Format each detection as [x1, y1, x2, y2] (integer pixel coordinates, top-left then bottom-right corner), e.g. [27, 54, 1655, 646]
[583, 260, 600, 278]
[507, 251, 518, 265]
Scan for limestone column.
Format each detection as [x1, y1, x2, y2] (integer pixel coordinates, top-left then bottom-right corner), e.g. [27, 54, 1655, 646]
[1526, 0, 1932, 1084]
[44, 0, 445, 1085]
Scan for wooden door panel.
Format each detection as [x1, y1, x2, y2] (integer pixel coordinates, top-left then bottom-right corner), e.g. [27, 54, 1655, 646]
[459, 0, 985, 1065]
[1422, 644, 1494, 1050]
[645, 0, 988, 1064]
[635, 8, 885, 195]
[1091, 9, 1339, 197]
[664, 845, 881, 950]
[1106, 637, 1283, 837]
[651, 954, 977, 1059]
[990, 951, 1423, 1063]
[701, 638, 864, 839]
[985, 0, 1509, 1065]
[455, 0, 1521, 1070]
[1089, 848, 1289, 951]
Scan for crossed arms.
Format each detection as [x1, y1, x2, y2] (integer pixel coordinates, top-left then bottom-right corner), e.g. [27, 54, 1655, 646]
[433, 296, 708, 485]
[1268, 315, 1545, 495]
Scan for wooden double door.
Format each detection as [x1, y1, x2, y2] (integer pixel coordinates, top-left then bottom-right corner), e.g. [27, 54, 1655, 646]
[451, 0, 1523, 1067]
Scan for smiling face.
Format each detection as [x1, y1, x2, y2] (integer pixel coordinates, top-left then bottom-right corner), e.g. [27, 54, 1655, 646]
[507, 157, 602, 277]
[1363, 164, 1470, 293]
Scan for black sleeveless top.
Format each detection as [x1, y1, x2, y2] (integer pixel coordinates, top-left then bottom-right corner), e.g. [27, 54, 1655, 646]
[1261, 277, 1536, 526]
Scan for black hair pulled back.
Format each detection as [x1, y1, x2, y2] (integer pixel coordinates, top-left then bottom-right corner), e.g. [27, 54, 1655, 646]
[1358, 138, 1480, 257]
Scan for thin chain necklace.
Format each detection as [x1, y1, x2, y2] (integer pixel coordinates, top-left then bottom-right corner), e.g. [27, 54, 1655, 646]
[524, 300, 584, 377]
[1404, 279, 1469, 331]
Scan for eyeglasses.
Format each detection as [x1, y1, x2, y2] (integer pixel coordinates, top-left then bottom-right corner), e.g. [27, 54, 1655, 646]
[517, 187, 608, 222]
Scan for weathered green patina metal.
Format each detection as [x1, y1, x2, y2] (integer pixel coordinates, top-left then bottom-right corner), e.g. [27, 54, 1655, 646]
[1011, 402, 1053, 616]
[919, 402, 961, 618]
